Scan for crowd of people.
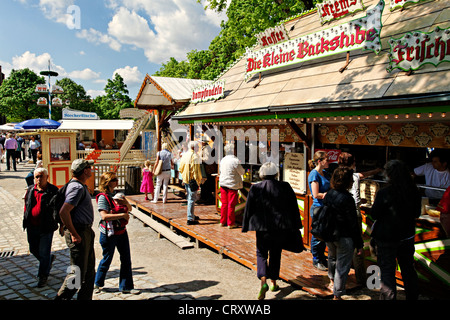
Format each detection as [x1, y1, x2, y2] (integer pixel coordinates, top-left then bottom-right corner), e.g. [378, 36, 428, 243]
[0, 132, 41, 172]
[14, 132, 450, 300]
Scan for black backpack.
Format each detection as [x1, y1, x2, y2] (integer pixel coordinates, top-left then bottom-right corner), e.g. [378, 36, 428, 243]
[310, 203, 337, 242]
[50, 180, 86, 223]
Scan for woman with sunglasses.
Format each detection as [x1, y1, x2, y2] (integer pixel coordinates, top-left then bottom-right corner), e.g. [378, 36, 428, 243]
[94, 171, 140, 295]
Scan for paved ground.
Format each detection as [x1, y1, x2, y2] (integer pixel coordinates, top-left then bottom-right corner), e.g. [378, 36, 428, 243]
[0, 158, 427, 302]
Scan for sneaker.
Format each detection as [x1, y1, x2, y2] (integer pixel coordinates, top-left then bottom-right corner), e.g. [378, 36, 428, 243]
[227, 224, 237, 229]
[257, 283, 269, 300]
[122, 289, 141, 295]
[94, 285, 102, 294]
[313, 261, 328, 271]
[187, 220, 199, 225]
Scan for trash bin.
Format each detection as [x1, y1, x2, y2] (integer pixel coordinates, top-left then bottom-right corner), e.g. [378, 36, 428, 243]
[125, 166, 142, 195]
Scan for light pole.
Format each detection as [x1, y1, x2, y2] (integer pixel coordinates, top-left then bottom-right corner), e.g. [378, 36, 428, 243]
[40, 61, 58, 120]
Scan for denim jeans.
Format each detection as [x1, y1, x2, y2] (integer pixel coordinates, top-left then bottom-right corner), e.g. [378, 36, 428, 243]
[26, 225, 54, 277]
[95, 231, 134, 291]
[327, 237, 354, 297]
[185, 183, 198, 221]
[375, 238, 418, 300]
[310, 205, 327, 264]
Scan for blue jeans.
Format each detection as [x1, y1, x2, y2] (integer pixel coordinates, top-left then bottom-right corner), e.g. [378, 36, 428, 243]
[95, 231, 134, 291]
[26, 225, 54, 277]
[185, 183, 198, 221]
[326, 237, 354, 297]
[310, 205, 327, 264]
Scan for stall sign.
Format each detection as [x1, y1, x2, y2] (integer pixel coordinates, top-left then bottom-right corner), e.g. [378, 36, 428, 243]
[389, 0, 430, 11]
[191, 80, 225, 103]
[387, 26, 450, 73]
[62, 107, 99, 120]
[317, 148, 341, 163]
[37, 97, 48, 106]
[255, 25, 289, 48]
[245, 0, 384, 79]
[284, 152, 306, 194]
[316, 0, 365, 25]
[35, 84, 48, 94]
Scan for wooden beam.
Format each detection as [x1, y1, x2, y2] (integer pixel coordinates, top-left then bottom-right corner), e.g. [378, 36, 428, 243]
[286, 119, 311, 150]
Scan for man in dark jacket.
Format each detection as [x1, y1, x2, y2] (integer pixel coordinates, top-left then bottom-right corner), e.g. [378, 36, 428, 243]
[23, 168, 61, 287]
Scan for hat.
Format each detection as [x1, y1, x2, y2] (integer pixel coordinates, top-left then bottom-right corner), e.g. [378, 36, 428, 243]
[71, 159, 94, 174]
[113, 192, 125, 200]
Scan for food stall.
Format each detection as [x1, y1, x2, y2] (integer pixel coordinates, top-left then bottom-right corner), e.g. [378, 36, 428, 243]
[173, 0, 450, 296]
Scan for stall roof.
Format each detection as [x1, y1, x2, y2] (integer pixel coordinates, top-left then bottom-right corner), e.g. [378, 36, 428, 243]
[135, 75, 212, 108]
[58, 119, 134, 130]
[174, 0, 450, 123]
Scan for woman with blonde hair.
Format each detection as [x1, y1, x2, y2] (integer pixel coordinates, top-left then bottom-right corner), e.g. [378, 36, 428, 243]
[152, 143, 173, 204]
[94, 171, 139, 295]
[308, 150, 331, 271]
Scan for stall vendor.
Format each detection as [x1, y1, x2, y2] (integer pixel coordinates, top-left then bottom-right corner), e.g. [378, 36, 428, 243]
[413, 149, 450, 203]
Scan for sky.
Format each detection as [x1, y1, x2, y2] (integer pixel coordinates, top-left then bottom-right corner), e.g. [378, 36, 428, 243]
[0, 0, 227, 101]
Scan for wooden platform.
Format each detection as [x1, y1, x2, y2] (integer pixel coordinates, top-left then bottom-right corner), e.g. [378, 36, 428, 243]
[126, 191, 360, 298]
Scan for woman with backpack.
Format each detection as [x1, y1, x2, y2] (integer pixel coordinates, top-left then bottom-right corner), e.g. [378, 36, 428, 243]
[323, 166, 364, 300]
[94, 171, 140, 295]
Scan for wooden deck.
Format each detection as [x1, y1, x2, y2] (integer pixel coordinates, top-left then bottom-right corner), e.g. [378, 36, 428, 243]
[126, 191, 361, 298]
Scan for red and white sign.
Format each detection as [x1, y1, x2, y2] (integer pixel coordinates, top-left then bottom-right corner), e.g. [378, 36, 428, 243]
[317, 149, 342, 163]
[192, 80, 225, 103]
[52, 97, 63, 107]
[255, 25, 289, 48]
[246, 0, 385, 79]
[387, 26, 450, 73]
[316, 0, 365, 24]
[35, 84, 48, 93]
[37, 97, 48, 106]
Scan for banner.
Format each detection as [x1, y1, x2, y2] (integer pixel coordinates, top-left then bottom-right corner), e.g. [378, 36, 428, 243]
[245, 0, 385, 79]
[191, 80, 225, 103]
[62, 107, 99, 120]
[316, 0, 365, 24]
[386, 26, 450, 73]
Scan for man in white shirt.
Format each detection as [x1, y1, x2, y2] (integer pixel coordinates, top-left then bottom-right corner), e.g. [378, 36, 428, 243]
[414, 149, 450, 202]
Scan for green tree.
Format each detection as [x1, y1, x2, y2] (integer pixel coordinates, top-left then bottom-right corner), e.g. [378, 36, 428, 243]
[92, 73, 133, 119]
[52, 77, 92, 120]
[154, 57, 191, 78]
[0, 68, 48, 122]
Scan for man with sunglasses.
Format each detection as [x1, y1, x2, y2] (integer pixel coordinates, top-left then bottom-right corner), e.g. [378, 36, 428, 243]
[23, 168, 60, 288]
[55, 159, 96, 300]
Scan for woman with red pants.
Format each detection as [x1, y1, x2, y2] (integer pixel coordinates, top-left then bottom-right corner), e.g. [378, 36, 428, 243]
[219, 143, 245, 229]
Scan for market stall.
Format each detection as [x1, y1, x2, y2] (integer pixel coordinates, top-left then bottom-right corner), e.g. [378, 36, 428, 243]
[173, 0, 450, 296]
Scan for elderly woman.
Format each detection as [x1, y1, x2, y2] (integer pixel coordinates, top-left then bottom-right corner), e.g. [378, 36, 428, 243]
[152, 143, 173, 204]
[242, 162, 304, 300]
[94, 171, 139, 295]
[219, 143, 245, 229]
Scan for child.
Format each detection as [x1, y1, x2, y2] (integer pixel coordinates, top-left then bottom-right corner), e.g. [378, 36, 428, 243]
[140, 160, 154, 201]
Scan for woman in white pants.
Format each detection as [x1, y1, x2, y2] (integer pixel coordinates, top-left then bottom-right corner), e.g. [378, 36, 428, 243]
[152, 143, 173, 204]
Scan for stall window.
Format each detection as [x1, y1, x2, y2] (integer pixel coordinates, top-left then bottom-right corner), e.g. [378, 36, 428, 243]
[49, 137, 71, 162]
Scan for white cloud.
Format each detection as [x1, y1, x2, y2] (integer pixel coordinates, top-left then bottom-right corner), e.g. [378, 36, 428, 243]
[69, 68, 101, 80]
[38, 0, 75, 25]
[9, 51, 67, 77]
[87, 89, 105, 98]
[76, 28, 122, 52]
[113, 66, 143, 85]
[104, 0, 226, 64]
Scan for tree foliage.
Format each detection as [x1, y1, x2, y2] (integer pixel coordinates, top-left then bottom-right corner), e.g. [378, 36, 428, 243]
[92, 73, 133, 120]
[51, 77, 93, 120]
[155, 0, 317, 80]
[0, 68, 47, 122]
